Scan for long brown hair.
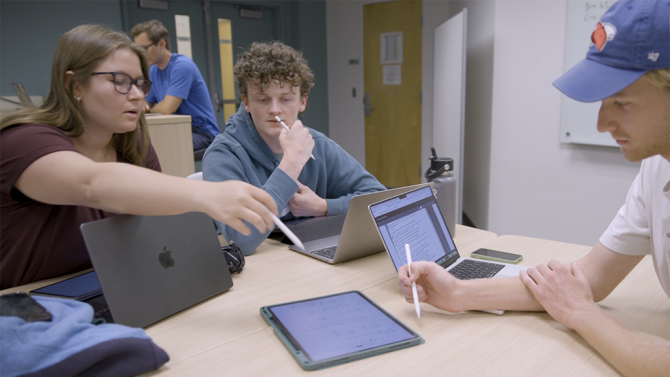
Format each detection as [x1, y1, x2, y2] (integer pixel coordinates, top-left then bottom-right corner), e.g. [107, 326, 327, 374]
[0, 24, 151, 166]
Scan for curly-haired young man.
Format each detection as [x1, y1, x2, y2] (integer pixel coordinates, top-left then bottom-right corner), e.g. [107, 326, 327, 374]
[202, 42, 385, 255]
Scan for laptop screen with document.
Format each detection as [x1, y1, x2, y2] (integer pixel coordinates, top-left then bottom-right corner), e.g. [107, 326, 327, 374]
[371, 185, 528, 318]
[369, 185, 459, 270]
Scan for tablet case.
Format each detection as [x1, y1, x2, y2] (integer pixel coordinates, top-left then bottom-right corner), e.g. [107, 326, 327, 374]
[260, 290, 423, 370]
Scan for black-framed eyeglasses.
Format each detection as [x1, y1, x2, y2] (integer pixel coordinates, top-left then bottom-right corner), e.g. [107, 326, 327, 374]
[91, 72, 152, 97]
[140, 41, 157, 50]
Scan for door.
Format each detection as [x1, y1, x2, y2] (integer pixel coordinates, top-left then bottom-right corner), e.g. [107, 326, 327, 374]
[208, 3, 278, 125]
[127, 0, 278, 128]
[363, 0, 422, 188]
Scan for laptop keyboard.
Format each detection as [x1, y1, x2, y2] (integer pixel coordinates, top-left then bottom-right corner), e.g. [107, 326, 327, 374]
[84, 294, 114, 323]
[310, 246, 337, 259]
[448, 259, 505, 280]
[93, 307, 113, 323]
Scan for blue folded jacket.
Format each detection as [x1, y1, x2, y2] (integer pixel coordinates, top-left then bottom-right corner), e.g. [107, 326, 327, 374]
[0, 296, 169, 377]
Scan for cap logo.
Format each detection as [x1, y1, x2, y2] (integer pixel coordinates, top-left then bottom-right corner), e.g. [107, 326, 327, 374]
[590, 22, 617, 52]
[647, 52, 660, 62]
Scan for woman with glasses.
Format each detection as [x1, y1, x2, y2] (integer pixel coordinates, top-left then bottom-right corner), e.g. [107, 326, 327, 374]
[0, 24, 277, 289]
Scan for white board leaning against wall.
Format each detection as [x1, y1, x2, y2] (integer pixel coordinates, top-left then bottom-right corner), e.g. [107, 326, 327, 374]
[432, 9, 467, 226]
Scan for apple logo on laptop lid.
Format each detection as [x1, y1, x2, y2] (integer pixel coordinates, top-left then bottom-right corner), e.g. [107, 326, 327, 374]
[158, 246, 176, 269]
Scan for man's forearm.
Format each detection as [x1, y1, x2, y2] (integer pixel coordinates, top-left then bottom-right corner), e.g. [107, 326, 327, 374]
[573, 305, 670, 377]
[149, 101, 174, 114]
[148, 94, 182, 114]
[452, 277, 544, 313]
[277, 160, 304, 181]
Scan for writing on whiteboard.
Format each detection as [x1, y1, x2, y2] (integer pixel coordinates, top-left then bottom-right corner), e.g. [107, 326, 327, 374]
[582, 1, 617, 23]
[559, 0, 620, 147]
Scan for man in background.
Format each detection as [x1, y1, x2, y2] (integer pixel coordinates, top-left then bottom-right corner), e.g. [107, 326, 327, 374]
[131, 19, 219, 151]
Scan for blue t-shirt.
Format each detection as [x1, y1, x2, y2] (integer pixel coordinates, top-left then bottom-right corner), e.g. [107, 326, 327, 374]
[146, 53, 220, 137]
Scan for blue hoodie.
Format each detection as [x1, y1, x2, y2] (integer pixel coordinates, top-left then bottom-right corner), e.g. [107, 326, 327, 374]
[0, 296, 168, 376]
[202, 106, 386, 255]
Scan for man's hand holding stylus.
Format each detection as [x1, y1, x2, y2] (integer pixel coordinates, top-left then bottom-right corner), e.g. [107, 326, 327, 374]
[277, 119, 314, 180]
[398, 261, 464, 313]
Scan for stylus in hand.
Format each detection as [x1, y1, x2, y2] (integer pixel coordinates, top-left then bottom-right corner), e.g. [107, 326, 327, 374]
[405, 243, 421, 318]
[271, 213, 305, 253]
[275, 116, 315, 160]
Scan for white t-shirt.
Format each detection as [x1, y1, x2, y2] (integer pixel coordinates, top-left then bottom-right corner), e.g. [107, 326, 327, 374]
[600, 155, 670, 298]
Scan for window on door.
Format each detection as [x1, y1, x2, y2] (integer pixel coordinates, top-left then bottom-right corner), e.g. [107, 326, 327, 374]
[218, 18, 236, 122]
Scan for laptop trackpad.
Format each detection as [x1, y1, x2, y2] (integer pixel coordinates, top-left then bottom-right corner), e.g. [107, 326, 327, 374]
[495, 263, 529, 278]
[292, 235, 341, 253]
[279, 215, 346, 244]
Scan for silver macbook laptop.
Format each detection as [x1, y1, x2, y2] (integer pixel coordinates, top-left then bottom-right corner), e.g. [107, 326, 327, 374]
[79, 212, 233, 328]
[287, 184, 432, 264]
[369, 185, 528, 279]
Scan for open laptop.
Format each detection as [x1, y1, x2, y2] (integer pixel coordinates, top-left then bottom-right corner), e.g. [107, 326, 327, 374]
[369, 185, 528, 280]
[77, 212, 233, 328]
[286, 184, 432, 264]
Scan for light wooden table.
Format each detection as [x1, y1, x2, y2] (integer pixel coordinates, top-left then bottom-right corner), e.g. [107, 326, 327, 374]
[137, 224, 497, 371]
[0, 225, 495, 374]
[145, 114, 194, 178]
[139, 231, 668, 376]
[5, 227, 667, 376]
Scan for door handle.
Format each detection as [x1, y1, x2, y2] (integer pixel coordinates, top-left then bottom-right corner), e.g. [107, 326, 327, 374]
[213, 92, 222, 112]
[364, 93, 375, 116]
[213, 92, 240, 112]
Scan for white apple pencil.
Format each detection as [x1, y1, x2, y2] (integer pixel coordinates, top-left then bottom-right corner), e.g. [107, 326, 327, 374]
[270, 213, 305, 252]
[274, 116, 315, 160]
[405, 243, 421, 318]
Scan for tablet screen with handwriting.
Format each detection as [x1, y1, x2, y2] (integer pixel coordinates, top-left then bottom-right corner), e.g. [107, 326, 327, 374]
[260, 290, 422, 370]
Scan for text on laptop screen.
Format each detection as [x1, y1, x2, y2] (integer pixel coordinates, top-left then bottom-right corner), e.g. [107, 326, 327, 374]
[370, 186, 458, 270]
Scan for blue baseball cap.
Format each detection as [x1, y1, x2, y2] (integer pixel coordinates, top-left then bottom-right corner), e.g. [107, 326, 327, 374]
[553, 0, 670, 102]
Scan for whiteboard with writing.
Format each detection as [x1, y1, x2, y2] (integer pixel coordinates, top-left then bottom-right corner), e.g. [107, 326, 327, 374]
[559, 0, 618, 147]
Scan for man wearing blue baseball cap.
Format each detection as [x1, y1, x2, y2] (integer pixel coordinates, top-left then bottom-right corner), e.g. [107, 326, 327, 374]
[397, 1, 669, 375]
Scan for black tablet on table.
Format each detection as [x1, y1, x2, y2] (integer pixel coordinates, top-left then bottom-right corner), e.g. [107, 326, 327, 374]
[260, 290, 423, 370]
[29, 271, 102, 301]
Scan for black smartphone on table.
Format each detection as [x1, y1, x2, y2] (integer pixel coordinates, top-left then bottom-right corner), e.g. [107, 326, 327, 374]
[0, 292, 52, 322]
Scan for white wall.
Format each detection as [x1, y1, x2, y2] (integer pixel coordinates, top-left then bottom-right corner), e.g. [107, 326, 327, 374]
[327, 0, 639, 246]
[488, 0, 640, 246]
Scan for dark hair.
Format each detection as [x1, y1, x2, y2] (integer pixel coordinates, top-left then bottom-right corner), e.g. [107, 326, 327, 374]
[0, 24, 151, 166]
[234, 41, 314, 99]
[130, 19, 170, 50]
